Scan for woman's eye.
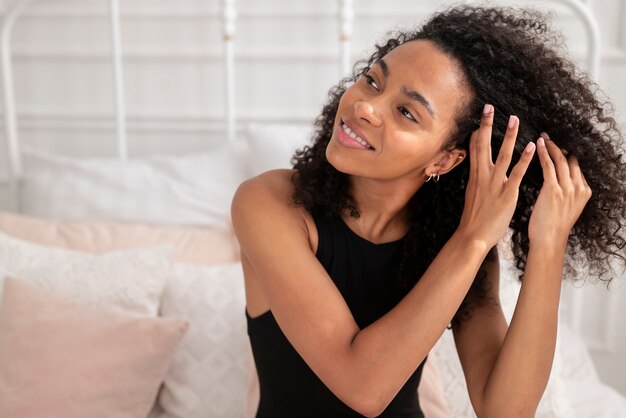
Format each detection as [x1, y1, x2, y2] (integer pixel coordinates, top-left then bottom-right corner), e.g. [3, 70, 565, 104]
[365, 75, 379, 90]
[398, 106, 417, 122]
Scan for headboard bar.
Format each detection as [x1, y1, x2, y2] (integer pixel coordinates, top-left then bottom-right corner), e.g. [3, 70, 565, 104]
[108, 0, 128, 160]
[462, 0, 600, 79]
[1, 0, 34, 180]
[0, 0, 129, 178]
[556, 0, 600, 79]
[221, 0, 236, 143]
[338, 0, 354, 78]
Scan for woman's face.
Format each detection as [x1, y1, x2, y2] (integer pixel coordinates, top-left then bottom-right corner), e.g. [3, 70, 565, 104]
[326, 39, 472, 180]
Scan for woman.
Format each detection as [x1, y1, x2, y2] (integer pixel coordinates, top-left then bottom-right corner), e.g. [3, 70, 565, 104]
[232, 5, 626, 417]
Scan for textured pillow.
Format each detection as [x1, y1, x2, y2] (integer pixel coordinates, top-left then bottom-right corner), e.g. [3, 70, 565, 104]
[245, 123, 314, 177]
[0, 212, 244, 417]
[157, 262, 248, 418]
[19, 144, 249, 228]
[0, 211, 241, 266]
[0, 277, 189, 418]
[0, 229, 171, 317]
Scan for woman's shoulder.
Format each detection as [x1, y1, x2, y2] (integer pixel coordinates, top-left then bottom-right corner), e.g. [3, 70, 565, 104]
[245, 168, 300, 212]
[236, 169, 318, 250]
[253, 168, 297, 197]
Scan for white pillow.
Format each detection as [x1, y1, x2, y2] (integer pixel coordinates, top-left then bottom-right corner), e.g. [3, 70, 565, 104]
[19, 144, 249, 228]
[431, 240, 575, 417]
[157, 262, 248, 418]
[245, 123, 314, 177]
[0, 229, 172, 317]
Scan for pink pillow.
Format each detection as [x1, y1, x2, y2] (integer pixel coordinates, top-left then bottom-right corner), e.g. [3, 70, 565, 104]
[0, 277, 190, 418]
[0, 211, 240, 265]
[418, 353, 452, 417]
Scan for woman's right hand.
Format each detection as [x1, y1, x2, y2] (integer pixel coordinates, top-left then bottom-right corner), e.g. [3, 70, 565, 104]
[456, 104, 536, 249]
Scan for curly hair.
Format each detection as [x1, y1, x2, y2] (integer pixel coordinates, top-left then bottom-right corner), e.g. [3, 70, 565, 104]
[289, 5, 626, 328]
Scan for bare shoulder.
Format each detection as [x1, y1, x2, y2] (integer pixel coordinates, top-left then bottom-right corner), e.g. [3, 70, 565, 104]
[234, 168, 315, 239]
[231, 169, 320, 316]
[254, 168, 301, 206]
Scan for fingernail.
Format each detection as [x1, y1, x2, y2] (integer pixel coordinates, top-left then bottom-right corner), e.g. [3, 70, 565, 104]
[538, 137, 545, 147]
[508, 115, 517, 129]
[540, 132, 550, 140]
[524, 142, 535, 153]
[483, 104, 493, 115]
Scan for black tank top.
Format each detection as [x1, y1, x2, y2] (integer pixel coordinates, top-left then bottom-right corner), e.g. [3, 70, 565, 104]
[246, 210, 426, 417]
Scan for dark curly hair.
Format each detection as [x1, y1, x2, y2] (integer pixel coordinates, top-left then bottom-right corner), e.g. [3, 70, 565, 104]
[289, 5, 626, 328]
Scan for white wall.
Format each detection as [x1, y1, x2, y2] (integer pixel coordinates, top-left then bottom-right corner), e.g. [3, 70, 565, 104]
[1, 0, 625, 395]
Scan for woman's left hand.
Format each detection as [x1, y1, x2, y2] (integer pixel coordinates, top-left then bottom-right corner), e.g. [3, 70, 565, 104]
[528, 133, 593, 245]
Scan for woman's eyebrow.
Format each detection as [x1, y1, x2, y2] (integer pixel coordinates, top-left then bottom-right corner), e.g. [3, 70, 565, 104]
[374, 59, 436, 120]
[377, 58, 390, 78]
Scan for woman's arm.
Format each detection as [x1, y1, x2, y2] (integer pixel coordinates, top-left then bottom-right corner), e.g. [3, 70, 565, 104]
[482, 131, 591, 415]
[481, 238, 566, 417]
[347, 228, 490, 414]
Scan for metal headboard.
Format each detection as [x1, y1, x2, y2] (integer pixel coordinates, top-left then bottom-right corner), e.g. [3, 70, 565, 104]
[0, 0, 602, 337]
[0, 0, 600, 175]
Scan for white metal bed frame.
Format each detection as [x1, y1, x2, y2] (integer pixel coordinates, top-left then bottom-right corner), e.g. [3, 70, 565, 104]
[0, 0, 604, 342]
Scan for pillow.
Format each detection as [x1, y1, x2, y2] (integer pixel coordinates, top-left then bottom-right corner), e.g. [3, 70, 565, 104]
[19, 143, 249, 228]
[0, 229, 171, 317]
[417, 352, 452, 418]
[0, 211, 241, 266]
[0, 213, 244, 416]
[245, 123, 314, 177]
[157, 262, 248, 418]
[0, 277, 189, 418]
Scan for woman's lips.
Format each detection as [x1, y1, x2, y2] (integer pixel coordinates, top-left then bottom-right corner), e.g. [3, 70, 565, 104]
[341, 118, 373, 148]
[336, 124, 375, 151]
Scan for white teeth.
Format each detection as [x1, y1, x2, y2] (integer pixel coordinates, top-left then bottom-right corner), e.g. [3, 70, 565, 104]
[341, 123, 372, 149]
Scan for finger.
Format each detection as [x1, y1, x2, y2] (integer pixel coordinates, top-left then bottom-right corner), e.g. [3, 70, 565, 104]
[582, 174, 592, 199]
[567, 155, 583, 184]
[477, 104, 495, 176]
[580, 169, 590, 188]
[494, 115, 519, 179]
[543, 136, 571, 187]
[469, 129, 479, 181]
[535, 136, 558, 184]
[506, 139, 536, 188]
[577, 164, 592, 196]
[478, 104, 494, 164]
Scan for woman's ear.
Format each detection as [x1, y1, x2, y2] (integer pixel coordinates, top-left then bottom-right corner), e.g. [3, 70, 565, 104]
[431, 150, 467, 176]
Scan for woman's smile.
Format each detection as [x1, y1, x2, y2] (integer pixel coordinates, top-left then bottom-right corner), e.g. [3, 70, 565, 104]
[335, 122, 376, 151]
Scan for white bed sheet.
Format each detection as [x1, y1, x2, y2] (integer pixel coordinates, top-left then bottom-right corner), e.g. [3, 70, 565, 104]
[566, 379, 626, 418]
[558, 321, 626, 418]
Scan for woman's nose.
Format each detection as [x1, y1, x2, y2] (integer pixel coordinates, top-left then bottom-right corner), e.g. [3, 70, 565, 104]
[354, 100, 382, 127]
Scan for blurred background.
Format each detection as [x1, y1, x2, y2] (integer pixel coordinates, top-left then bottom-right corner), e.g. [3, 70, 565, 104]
[0, 0, 624, 402]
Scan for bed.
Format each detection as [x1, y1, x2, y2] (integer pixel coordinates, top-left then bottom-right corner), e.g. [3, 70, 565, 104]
[0, 0, 624, 417]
